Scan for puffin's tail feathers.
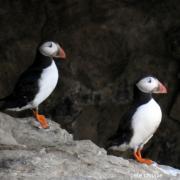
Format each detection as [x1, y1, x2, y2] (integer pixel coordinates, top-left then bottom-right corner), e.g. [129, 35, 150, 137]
[105, 133, 125, 150]
[105, 137, 121, 149]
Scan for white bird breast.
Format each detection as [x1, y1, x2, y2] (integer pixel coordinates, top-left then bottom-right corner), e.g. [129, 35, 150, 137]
[32, 60, 59, 107]
[129, 99, 162, 149]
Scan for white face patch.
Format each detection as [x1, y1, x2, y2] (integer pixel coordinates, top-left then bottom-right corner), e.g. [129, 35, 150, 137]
[39, 41, 59, 57]
[136, 76, 159, 93]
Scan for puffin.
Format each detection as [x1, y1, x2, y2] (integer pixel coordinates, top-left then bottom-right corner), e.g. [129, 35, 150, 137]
[0, 41, 66, 129]
[107, 76, 167, 165]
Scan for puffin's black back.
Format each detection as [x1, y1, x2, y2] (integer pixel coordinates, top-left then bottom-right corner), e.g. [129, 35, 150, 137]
[0, 48, 52, 109]
[107, 84, 152, 147]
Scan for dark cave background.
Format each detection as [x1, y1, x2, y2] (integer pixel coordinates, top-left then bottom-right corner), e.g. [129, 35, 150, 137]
[0, 0, 180, 168]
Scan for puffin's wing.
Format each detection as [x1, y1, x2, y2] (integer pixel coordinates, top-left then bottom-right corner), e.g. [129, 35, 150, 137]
[107, 106, 137, 147]
[2, 67, 41, 109]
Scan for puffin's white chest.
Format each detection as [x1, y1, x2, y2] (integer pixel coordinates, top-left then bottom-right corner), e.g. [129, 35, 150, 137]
[129, 99, 162, 149]
[32, 60, 59, 107]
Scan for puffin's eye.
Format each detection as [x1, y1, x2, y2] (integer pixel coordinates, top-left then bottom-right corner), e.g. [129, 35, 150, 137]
[49, 43, 52, 48]
[148, 78, 152, 83]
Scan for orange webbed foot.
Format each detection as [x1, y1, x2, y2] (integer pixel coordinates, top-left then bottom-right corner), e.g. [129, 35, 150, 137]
[33, 110, 49, 129]
[134, 149, 153, 165]
[142, 159, 153, 165]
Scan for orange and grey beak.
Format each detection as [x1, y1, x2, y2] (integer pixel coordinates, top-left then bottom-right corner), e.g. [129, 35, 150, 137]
[153, 81, 167, 94]
[59, 47, 66, 59]
[54, 46, 66, 59]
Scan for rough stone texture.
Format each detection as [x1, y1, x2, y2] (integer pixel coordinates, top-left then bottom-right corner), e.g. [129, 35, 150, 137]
[0, 112, 179, 180]
[0, 0, 180, 168]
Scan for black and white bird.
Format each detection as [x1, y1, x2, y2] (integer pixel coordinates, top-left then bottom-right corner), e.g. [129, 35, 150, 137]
[108, 76, 167, 165]
[0, 41, 66, 128]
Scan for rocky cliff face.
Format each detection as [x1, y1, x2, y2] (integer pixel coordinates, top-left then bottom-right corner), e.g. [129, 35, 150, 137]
[0, 112, 179, 180]
[0, 0, 180, 168]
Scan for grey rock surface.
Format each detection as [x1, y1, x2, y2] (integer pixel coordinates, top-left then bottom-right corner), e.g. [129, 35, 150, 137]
[0, 112, 179, 180]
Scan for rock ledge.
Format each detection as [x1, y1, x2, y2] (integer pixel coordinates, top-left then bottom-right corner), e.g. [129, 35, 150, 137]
[0, 112, 179, 180]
